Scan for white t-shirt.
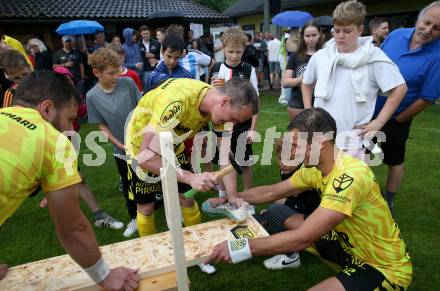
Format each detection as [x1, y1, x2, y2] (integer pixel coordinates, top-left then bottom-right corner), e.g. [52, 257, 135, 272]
[268, 38, 281, 62]
[303, 47, 405, 150]
[214, 38, 224, 63]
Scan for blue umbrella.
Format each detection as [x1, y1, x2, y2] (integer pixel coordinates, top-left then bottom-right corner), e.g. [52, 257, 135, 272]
[56, 20, 104, 35]
[272, 11, 314, 28]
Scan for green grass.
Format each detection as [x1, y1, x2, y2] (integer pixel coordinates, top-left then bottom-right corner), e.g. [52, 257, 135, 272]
[1, 92, 439, 290]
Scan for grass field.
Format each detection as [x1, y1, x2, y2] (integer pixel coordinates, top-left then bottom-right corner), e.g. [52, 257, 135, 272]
[1, 91, 439, 290]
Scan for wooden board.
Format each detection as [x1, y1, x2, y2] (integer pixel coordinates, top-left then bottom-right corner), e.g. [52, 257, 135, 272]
[159, 132, 189, 291]
[0, 216, 268, 290]
[138, 272, 180, 291]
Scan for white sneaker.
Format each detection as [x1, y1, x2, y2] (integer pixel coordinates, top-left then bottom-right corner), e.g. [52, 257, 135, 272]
[263, 253, 301, 270]
[198, 263, 216, 274]
[95, 213, 124, 230]
[123, 219, 138, 237]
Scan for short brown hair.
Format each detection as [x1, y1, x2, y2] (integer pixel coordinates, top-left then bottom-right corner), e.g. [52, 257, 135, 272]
[219, 77, 259, 115]
[221, 28, 247, 48]
[88, 47, 121, 71]
[139, 25, 150, 32]
[333, 0, 366, 26]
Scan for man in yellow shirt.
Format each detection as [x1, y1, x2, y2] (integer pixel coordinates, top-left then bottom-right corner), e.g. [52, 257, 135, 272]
[207, 108, 412, 290]
[0, 71, 139, 290]
[125, 77, 259, 237]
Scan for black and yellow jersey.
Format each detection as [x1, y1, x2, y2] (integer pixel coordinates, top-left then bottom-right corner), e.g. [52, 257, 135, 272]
[291, 153, 412, 287]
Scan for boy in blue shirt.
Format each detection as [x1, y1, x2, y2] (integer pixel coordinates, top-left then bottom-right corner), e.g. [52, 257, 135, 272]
[145, 34, 193, 92]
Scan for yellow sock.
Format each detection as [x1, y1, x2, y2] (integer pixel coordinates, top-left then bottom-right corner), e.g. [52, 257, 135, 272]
[136, 212, 157, 237]
[181, 202, 201, 226]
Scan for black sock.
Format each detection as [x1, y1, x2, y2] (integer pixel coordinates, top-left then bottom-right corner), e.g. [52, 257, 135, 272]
[94, 209, 105, 221]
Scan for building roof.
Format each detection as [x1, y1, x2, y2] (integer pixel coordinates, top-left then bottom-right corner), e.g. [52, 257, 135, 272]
[0, 0, 228, 22]
[224, 0, 336, 18]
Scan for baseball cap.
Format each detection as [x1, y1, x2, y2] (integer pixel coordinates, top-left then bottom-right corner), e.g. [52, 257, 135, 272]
[62, 35, 73, 42]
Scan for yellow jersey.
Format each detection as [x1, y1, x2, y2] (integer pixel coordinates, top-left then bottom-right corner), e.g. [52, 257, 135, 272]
[0, 107, 81, 226]
[290, 153, 412, 287]
[126, 78, 211, 161]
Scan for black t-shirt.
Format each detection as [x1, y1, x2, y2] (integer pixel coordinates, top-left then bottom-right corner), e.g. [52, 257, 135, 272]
[285, 53, 312, 109]
[242, 45, 259, 68]
[139, 39, 161, 72]
[35, 51, 53, 71]
[52, 48, 83, 80]
[209, 61, 257, 131]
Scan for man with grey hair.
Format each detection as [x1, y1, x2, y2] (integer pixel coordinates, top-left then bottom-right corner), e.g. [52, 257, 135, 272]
[373, 1, 440, 213]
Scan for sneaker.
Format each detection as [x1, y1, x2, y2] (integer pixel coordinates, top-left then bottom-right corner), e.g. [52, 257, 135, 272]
[202, 200, 249, 222]
[278, 99, 288, 105]
[198, 263, 216, 274]
[263, 253, 301, 270]
[118, 177, 123, 192]
[95, 213, 124, 230]
[123, 219, 138, 237]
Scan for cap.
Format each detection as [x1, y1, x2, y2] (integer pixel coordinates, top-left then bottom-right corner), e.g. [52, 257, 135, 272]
[62, 35, 73, 42]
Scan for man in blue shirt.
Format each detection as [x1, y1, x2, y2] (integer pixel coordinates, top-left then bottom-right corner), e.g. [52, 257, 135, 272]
[373, 1, 440, 212]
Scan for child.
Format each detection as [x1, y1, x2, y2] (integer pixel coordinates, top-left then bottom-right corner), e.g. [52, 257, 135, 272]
[209, 28, 259, 205]
[0, 49, 31, 108]
[38, 66, 124, 231]
[108, 42, 143, 92]
[86, 47, 141, 237]
[145, 34, 193, 92]
[301, 0, 407, 158]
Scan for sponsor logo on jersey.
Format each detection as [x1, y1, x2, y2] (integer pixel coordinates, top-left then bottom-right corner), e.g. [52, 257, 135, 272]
[0, 111, 37, 130]
[333, 173, 354, 193]
[160, 101, 183, 128]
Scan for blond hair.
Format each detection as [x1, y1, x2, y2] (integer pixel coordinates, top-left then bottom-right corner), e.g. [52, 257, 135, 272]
[333, 0, 366, 26]
[88, 47, 121, 71]
[221, 28, 247, 48]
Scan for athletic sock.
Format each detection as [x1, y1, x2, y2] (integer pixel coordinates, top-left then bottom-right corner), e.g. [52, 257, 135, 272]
[93, 209, 105, 221]
[385, 191, 395, 211]
[181, 202, 201, 226]
[218, 190, 227, 198]
[136, 212, 157, 237]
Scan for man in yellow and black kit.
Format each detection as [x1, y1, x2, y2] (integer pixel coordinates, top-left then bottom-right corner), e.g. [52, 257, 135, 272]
[207, 108, 412, 290]
[125, 77, 259, 238]
[0, 71, 139, 290]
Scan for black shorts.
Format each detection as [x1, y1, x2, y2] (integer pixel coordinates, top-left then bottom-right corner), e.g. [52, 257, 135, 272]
[380, 119, 412, 166]
[336, 263, 406, 291]
[313, 229, 406, 291]
[287, 91, 314, 110]
[213, 128, 253, 165]
[288, 90, 304, 109]
[127, 152, 192, 204]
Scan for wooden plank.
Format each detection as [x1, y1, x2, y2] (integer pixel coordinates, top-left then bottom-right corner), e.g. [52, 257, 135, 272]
[137, 272, 178, 291]
[0, 216, 268, 290]
[159, 132, 189, 291]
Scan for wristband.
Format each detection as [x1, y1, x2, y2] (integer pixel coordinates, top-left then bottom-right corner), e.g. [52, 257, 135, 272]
[84, 257, 111, 284]
[228, 238, 252, 264]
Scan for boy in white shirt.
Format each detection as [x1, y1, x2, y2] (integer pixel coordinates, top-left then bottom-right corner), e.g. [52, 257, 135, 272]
[301, 0, 407, 158]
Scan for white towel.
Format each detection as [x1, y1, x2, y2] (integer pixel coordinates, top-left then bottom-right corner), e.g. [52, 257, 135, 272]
[315, 36, 395, 102]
